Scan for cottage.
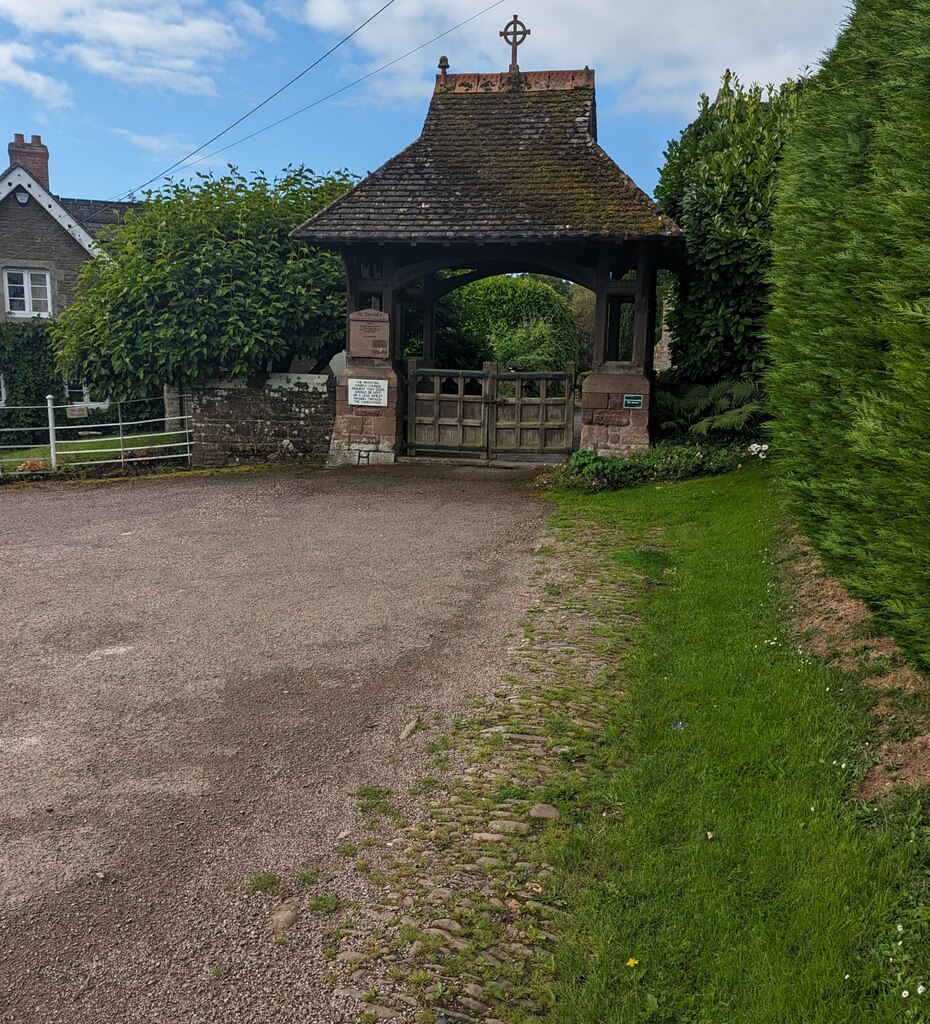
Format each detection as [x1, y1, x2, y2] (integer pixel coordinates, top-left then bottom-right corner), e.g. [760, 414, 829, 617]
[0, 134, 138, 406]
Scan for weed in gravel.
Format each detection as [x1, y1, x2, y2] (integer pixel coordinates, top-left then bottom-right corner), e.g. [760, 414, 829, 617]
[296, 868, 320, 887]
[336, 843, 357, 858]
[307, 893, 343, 914]
[355, 785, 404, 824]
[211, 963, 232, 980]
[244, 871, 281, 896]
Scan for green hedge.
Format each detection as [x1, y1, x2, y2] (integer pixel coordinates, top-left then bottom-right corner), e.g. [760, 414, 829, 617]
[656, 72, 800, 386]
[768, 0, 930, 668]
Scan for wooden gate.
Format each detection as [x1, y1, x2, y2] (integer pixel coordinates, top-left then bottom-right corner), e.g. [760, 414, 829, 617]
[406, 359, 575, 460]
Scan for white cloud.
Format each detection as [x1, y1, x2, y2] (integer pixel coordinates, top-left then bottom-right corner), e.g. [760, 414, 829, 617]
[230, 0, 276, 41]
[112, 128, 195, 155]
[65, 44, 219, 95]
[0, 42, 71, 107]
[0, 0, 259, 96]
[296, 0, 849, 117]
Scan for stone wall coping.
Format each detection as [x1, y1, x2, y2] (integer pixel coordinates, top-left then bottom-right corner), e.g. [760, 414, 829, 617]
[199, 372, 329, 393]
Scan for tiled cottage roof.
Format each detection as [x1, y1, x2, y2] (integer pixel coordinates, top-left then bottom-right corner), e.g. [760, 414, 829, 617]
[293, 69, 680, 245]
[58, 198, 142, 237]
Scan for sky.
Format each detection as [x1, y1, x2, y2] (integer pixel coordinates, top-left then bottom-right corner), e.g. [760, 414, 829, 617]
[0, 0, 851, 204]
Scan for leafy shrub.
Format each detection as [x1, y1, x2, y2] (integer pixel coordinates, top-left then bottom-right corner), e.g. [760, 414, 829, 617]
[443, 275, 579, 372]
[491, 318, 569, 373]
[656, 72, 801, 385]
[768, 0, 930, 668]
[556, 442, 744, 492]
[52, 166, 354, 399]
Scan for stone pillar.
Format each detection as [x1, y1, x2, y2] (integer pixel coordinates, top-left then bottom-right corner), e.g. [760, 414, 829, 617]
[327, 361, 404, 466]
[580, 372, 650, 455]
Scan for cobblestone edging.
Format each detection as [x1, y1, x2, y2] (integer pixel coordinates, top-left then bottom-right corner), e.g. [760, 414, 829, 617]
[281, 524, 633, 1024]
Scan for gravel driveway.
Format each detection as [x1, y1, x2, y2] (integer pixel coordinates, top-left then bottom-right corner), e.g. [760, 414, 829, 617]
[0, 463, 546, 1023]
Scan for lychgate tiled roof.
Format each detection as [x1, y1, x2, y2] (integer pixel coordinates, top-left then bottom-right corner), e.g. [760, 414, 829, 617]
[292, 69, 680, 245]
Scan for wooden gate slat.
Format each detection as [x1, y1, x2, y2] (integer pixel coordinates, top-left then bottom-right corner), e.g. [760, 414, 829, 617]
[406, 360, 575, 460]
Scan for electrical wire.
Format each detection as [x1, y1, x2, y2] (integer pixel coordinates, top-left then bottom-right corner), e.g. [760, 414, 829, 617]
[128, 0, 399, 193]
[163, 0, 507, 178]
[1, 0, 508, 264]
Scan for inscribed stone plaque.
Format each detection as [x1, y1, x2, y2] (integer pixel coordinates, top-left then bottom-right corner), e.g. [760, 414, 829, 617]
[348, 378, 389, 407]
[623, 393, 645, 410]
[348, 309, 390, 358]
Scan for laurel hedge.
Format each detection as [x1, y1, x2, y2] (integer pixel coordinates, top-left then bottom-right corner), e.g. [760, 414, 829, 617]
[768, 0, 930, 668]
[657, 72, 800, 386]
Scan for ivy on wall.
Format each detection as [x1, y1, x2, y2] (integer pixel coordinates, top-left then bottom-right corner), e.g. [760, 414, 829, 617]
[0, 319, 63, 427]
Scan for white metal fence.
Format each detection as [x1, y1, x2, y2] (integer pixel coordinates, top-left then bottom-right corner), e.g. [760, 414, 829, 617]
[0, 393, 192, 478]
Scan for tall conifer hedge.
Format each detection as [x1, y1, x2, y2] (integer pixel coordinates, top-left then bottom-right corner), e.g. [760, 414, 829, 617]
[769, 0, 930, 667]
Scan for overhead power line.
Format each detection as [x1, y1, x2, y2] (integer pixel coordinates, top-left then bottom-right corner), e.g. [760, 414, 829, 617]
[2, 0, 504, 264]
[127, 0, 399, 194]
[164, 0, 507, 178]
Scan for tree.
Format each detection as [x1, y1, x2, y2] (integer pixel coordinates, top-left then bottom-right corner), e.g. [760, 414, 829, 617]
[768, 0, 930, 667]
[442, 275, 579, 372]
[656, 72, 801, 385]
[52, 166, 354, 398]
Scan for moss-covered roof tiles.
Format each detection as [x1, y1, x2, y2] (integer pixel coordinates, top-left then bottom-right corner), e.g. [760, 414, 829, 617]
[292, 69, 680, 245]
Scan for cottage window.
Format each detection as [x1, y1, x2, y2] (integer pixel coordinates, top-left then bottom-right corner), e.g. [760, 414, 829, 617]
[66, 380, 90, 405]
[4, 269, 51, 317]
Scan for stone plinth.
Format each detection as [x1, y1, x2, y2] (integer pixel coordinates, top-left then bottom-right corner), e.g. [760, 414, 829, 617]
[580, 371, 651, 456]
[327, 362, 403, 466]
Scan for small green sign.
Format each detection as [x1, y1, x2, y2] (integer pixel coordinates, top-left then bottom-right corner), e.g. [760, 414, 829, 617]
[623, 394, 645, 410]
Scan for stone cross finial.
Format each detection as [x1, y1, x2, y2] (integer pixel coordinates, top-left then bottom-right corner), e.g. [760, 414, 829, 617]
[500, 14, 530, 73]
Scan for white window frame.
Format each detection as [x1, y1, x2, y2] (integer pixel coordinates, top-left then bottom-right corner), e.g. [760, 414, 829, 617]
[64, 379, 109, 411]
[0, 372, 6, 407]
[4, 268, 52, 317]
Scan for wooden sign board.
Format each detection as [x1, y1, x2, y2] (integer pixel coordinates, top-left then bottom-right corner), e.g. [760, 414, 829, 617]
[348, 378, 389, 407]
[349, 309, 390, 358]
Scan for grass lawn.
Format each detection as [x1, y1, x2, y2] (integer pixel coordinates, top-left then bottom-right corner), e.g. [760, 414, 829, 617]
[543, 466, 930, 1023]
[0, 430, 189, 470]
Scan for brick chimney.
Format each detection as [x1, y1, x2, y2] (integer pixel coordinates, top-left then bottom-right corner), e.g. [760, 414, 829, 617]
[8, 133, 50, 191]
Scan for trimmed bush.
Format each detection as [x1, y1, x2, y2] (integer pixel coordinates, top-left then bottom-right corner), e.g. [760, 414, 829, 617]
[768, 0, 930, 668]
[444, 275, 579, 372]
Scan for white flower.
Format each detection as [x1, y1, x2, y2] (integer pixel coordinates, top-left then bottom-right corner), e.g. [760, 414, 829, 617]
[918, 985, 926, 995]
[845, 974, 851, 980]
[898, 924, 904, 933]
[903, 991, 910, 998]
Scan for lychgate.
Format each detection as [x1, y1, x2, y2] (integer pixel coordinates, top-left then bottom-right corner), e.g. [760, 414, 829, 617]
[291, 17, 683, 466]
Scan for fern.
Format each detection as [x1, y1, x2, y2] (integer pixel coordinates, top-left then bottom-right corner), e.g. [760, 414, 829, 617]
[658, 379, 766, 439]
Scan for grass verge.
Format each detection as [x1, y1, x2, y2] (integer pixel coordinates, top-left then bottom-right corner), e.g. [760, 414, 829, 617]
[544, 465, 930, 1023]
